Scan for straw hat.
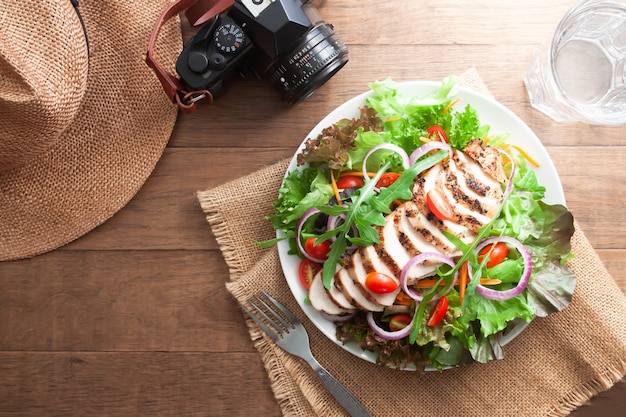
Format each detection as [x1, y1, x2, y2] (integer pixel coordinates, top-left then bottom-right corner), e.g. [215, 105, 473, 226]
[0, 0, 181, 260]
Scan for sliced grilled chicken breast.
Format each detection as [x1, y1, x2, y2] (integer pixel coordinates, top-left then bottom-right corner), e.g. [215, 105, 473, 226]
[309, 271, 356, 316]
[309, 140, 505, 314]
[333, 268, 386, 312]
[327, 277, 356, 310]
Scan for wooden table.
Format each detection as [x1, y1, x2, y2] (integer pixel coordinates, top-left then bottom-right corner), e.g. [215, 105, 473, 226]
[1, 1, 624, 415]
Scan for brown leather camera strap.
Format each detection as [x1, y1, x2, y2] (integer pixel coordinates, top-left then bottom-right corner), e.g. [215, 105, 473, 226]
[185, 0, 235, 26]
[146, 0, 234, 113]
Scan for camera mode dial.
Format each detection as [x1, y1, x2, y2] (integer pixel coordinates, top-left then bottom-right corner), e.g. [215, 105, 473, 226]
[214, 23, 246, 54]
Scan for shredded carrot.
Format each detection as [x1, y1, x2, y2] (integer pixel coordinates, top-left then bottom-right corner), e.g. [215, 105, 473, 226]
[413, 276, 501, 289]
[413, 279, 450, 288]
[442, 97, 461, 115]
[385, 116, 402, 122]
[330, 170, 343, 206]
[459, 261, 469, 303]
[394, 291, 413, 306]
[511, 144, 541, 167]
[479, 278, 502, 286]
[338, 170, 376, 178]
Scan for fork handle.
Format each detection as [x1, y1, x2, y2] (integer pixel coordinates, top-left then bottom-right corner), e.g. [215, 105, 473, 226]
[308, 359, 372, 417]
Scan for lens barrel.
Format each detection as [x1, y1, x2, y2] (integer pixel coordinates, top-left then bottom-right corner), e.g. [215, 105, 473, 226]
[267, 23, 348, 103]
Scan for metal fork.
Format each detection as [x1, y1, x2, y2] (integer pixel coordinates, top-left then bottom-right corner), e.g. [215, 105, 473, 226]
[243, 291, 372, 417]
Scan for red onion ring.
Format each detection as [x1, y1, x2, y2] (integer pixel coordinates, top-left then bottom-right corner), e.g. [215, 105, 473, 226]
[366, 307, 416, 340]
[326, 214, 342, 235]
[326, 214, 358, 251]
[400, 252, 457, 302]
[296, 207, 326, 263]
[361, 143, 410, 179]
[409, 141, 453, 166]
[475, 236, 532, 301]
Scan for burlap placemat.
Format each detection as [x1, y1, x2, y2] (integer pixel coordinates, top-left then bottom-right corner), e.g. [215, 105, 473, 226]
[197, 69, 626, 416]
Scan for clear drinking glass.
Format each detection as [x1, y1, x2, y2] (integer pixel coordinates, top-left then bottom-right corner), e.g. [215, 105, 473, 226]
[524, 0, 626, 125]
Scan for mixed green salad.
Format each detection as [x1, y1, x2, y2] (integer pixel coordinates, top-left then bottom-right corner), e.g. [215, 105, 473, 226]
[262, 77, 576, 371]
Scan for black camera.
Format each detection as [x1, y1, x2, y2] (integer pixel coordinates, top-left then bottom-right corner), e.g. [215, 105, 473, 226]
[176, 0, 348, 104]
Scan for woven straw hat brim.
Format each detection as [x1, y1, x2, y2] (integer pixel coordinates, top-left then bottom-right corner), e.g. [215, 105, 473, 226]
[0, 1, 181, 261]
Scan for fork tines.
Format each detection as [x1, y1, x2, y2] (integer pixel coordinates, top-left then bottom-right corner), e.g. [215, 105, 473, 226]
[242, 291, 297, 341]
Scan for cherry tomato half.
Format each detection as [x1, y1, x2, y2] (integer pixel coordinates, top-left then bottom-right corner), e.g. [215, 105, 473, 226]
[298, 258, 322, 290]
[426, 125, 448, 143]
[336, 175, 364, 189]
[304, 237, 331, 260]
[376, 172, 401, 188]
[426, 188, 454, 221]
[389, 313, 412, 331]
[478, 242, 509, 268]
[427, 295, 449, 327]
[365, 272, 399, 294]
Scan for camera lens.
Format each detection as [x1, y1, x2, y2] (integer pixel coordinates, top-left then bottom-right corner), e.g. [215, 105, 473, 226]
[266, 23, 348, 104]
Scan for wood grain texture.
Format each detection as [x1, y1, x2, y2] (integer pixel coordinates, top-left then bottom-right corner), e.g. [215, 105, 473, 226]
[0, 352, 281, 417]
[1, 1, 625, 416]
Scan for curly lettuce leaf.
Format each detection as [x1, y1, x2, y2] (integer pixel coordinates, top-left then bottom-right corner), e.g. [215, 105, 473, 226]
[365, 77, 490, 151]
[366, 76, 457, 115]
[523, 202, 576, 316]
[461, 288, 535, 337]
[448, 104, 490, 150]
[349, 130, 408, 172]
[297, 107, 382, 169]
[491, 158, 576, 317]
[468, 332, 505, 364]
[266, 166, 333, 233]
[412, 291, 465, 351]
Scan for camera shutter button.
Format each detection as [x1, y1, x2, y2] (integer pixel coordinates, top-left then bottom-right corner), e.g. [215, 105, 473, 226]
[188, 51, 209, 73]
[210, 53, 226, 69]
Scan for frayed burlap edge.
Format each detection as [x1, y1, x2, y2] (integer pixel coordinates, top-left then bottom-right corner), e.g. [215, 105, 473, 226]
[546, 362, 626, 417]
[198, 160, 318, 417]
[545, 224, 626, 416]
[197, 158, 290, 280]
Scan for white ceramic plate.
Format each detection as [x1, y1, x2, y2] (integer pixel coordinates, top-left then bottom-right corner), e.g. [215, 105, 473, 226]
[276, 80, 565, 370]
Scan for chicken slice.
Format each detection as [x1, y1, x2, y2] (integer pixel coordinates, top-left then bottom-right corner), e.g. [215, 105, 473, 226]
[309, 271, 355, 316]
[464, 138, 507, 183]
[334, 267, 385, 312]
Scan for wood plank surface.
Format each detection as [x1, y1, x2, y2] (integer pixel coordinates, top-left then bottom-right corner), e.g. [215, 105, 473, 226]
[0, 352, 281, 417]
[1, 1, 625, 416]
